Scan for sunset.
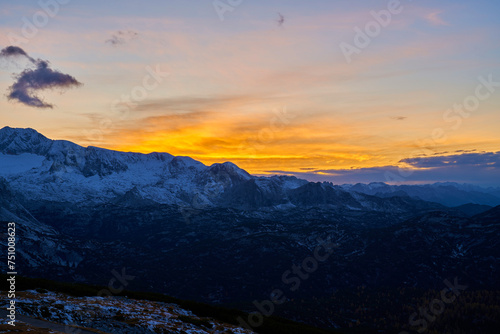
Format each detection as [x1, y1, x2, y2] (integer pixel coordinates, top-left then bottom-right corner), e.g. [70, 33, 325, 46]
[2, 0, 499, 184]
[1, 1, 499, 333]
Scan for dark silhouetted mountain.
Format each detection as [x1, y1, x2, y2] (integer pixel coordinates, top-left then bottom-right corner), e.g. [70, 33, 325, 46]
[342, 181, 500, 207]
[453, 203, 493, 216]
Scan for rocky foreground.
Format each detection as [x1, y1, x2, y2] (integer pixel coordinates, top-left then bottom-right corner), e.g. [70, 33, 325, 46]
[0, 290, 254, 334]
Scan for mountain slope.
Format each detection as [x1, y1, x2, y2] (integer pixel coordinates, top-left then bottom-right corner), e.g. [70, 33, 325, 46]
[0, 178, 84, 272]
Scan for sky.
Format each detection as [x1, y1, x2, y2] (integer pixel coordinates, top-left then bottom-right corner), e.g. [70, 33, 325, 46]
[1, 0, 500, 185]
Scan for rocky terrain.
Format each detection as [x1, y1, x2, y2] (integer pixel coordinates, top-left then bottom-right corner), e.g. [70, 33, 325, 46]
[0, 290, 254, 333]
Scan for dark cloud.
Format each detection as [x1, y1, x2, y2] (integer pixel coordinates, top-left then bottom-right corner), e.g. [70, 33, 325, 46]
[106, 35, 125, 46]
[277, 13, 285, 26]
[1, 46, 82, 108]
[267, 152, 500, 186]
[8, 60, 82, 108]
[455, 149, 478, 153]
[0, 46, 35, 63]
[105, 30, 138, 47]
[391, 116, 407, 121]
[401, 152, 500, 168]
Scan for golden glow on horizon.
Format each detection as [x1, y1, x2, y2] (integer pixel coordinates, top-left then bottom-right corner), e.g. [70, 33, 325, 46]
[96, 105, 398, 174]
[100, 120, 499, 176]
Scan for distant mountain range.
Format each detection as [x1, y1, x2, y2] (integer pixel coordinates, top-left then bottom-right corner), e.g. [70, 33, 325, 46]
[1, 126, 499, 329]
[341, 182, 500, 207]
[1, 126, 499, 209]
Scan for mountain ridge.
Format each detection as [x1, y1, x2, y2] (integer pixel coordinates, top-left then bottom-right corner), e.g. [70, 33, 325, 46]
[2, 126, 499, 209]
[0, 126, 445, 212]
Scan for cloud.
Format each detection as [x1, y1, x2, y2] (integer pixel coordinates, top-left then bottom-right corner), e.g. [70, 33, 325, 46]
[277, 13, 285, 27]
[130, 95, 264, 114]
[1, 46, 82, 108]
[105, 30, 139, 47]
[7, 61, 82, 108]
[267, 152, 500, 186]
[425, 11, 449, 26]
[455, 149, 478, 153]
[401, 152, 500, 168]
[0, 45, 35, 62]
[391, 116, 407, 121]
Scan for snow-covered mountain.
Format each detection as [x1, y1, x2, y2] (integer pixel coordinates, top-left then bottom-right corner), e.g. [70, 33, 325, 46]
[0, 127, 319, 208]
[0, 126, 447, 212]
[0, 126, 247, 206]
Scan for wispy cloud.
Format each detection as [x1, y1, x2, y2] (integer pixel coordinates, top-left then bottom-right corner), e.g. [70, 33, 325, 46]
[277, 13, 285, 27]
[391, 116, 407, 121]
[425, 11, 449, 26]
[131, 95, 263, 114]
[105, 30, 139, 47]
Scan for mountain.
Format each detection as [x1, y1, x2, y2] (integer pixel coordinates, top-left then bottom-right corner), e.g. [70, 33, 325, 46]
[341, 181, 500, 207]
[0, 126, 445, 214]
[0, 127, 303, 207]
[453, 203, 493, 216]
[0, 181, 85, 281]
[1, 126, 499, 331]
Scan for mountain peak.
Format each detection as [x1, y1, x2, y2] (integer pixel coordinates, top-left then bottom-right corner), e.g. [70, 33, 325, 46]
[0, 126, 44, 136]
[208, 161, 252, 182]
[0, 126, 52, 155]
[1, 126, 34, 136]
